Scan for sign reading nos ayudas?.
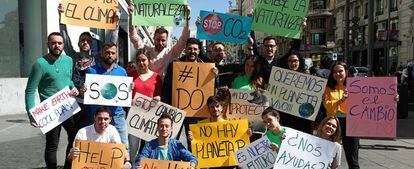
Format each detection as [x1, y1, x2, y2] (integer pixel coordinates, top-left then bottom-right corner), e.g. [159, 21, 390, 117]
[29, 86, 81, 134]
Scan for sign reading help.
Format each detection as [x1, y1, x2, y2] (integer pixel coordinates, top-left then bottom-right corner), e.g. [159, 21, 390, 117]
[126, 93, 186, 142]
[61, 0, 119, 29]
[84, 74, 133, 107]
[268, 67, 327, 121]
[131, 0, 187, 27]
[172, 62, 215, 117]
[252, 0, 309, 39]
[190, 119, 250, 168]
[197, 10, 252, 44]
[273, 127, 338, 169]
[141, 158, 191, 169]
[234, 136, 277, 169]
[29, 86, 81, 134]
[72, 140, 126, 169]
[346, 77, 398, 138]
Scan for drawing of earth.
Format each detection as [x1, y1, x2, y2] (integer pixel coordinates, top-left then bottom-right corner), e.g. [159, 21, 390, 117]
[298, 103, 314, 118]
[101, 83, 117, 100]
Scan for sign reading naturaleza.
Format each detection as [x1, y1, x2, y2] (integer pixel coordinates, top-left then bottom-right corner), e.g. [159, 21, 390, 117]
[273, 127, 337, 169]
[126, 93, 186, 142]
[234, 136, 277, 169]
[268, 67, 327, 121]
[84, 74, 133, 107]
[131, 0, 187, 27]
[29, 86, 81, 134]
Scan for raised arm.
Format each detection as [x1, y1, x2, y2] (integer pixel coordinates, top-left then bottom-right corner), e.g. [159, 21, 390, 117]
[169, 4, 191, 57]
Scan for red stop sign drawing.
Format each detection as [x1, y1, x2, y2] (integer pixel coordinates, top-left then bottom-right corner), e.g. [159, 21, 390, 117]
[202, 14, 223, 35]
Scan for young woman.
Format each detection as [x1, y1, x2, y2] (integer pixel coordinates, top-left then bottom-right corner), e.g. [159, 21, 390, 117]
[129, 49, 163, 163]
[231, 56, 264, 91]
[323, 62, 360, 169]
[261, 107, 285, 152]
[276, 51, 313, 134]
[316, 116, 342, 169]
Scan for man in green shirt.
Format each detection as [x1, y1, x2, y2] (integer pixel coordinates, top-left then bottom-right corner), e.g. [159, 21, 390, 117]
[25, 32, 79, 169]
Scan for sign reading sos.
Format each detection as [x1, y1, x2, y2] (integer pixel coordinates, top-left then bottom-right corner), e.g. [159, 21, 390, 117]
[202, 14, 223, 35]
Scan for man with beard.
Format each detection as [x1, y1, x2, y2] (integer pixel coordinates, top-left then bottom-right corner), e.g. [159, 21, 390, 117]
[128, 3, 191, 79]
[85, 43, 130, 153]
[134, 114, 197, 169]
[25, 32, 79, 169]
[68, 106, 131, 169]
[208, 42, 239, 87]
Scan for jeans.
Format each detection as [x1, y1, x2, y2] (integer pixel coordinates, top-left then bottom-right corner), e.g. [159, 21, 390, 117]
[45, 117, 76, 169]
[128, 134, 142, 162]
[73, 104, 93, 133]
[112, 110, 129, 148]
[339, 117, 360, 169]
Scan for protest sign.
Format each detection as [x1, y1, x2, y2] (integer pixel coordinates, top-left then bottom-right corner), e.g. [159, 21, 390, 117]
[60, 0, 118, 29]
[172, 62, 215, 117]
[252, 0, 309, 39]
[346, 77, 398, 138]
[197, 10, 252, 44]
[131, 0, 187, 27]
[190, 119, 250, 168]
[273, 127, 338, 169]
[29, 86, 80, 134]
[84, 74, 133, 107]
[234, 136, 277, 169]
[268, 67, 327, 121]
[228, 89, 267, 127]
[72, 140, 126, 169]
[126, 93, 186, 142]
[141, 158, 191, 169]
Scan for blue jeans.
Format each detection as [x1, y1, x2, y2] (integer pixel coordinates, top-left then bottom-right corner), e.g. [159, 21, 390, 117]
[112, 110, 129, 148]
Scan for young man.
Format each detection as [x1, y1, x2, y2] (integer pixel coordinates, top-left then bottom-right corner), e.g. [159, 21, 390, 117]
[25, 32, 79, 169]
[68, 106, 131, 169]
[134, 114, 197, 169]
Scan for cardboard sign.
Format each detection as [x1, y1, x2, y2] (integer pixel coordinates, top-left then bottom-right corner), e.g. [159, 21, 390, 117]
[234, 136, 277, 169]
[268, 67, 327, 121]
[131, 0, 187, 27]
[190, 119, 250, 168]
[197, 10, 252, 44]
[172, 62, 215, 117]
[29, 86, 80, 134]
[141, 158, 191, 169]
[61, 0, 118, 29]
[273, 127, 338, 169]
[72, 140, 126, 169]
[126, 93, 186, 142]
[84, 74, 133, 107]
[346, 77, 398, 138]
[252, 0, 309, 39]
[228, 89, 268, 127]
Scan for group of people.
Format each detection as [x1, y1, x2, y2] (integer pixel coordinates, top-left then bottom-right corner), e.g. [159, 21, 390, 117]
[23, 2, 366, 169]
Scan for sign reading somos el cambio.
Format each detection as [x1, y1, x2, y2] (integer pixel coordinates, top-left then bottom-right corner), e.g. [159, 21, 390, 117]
[84, 74, 133, 107]
[273, 127, 338, 169]
[29, 86, 80, 134]
[268, 67, 327, 121]
[126, 93, 186, 142]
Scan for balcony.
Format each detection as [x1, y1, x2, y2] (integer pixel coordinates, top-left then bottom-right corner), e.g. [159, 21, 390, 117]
[308, 9, 333, 17]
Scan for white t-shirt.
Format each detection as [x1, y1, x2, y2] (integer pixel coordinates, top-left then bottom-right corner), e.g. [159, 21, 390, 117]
[73, 124, 122, 146]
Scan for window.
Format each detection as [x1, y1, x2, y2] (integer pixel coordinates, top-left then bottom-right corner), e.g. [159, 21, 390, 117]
[354, 6, 360, 17]
[364, 3, 368, 19]
[310, 18, 326, 29]
[390, 0, 398, 11]
[311, 33, 326, 45]
[312, 0, 326, 10]
[0, 1, 20, 77]
[376, 0, 383, 15]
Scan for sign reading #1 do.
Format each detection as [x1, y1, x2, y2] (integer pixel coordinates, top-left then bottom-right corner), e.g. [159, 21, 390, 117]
[84, 74, 133, 107]
[197, 10, 252, 44]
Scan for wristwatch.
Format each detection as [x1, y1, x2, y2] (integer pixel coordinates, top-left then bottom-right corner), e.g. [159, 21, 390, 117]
[187, 16, 191, 20]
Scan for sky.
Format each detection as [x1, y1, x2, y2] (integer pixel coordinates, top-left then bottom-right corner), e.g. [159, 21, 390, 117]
[172, 0, 236, 37]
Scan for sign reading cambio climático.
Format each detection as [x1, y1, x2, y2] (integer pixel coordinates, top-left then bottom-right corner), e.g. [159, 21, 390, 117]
[84, 74, 133, 107]
[29, 86, 81, 134]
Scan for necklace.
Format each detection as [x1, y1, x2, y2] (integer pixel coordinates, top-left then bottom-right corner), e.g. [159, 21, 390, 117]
[48, 55, 60, 73]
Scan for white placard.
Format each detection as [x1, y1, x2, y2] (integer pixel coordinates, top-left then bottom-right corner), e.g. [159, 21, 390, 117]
[84, 74, 133, 107]
[273, 127, 337, 169]
[228, 89, 268, 128]
[126, 93, 186, 141]
[268, 67, 327, 121]
[29, 86, 81, 134]
[234, 136, 277, 169]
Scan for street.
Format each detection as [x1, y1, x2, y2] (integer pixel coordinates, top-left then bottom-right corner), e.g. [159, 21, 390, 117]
[0, 112, 413, 169]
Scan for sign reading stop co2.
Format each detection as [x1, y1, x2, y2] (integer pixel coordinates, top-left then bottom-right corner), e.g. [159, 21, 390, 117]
[197, 10, 252, 44]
